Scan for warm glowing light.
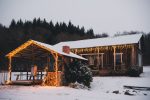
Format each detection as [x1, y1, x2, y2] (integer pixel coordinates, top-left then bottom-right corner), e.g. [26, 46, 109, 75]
[42, 72, 61, 86]
[71, 44, 133, 54]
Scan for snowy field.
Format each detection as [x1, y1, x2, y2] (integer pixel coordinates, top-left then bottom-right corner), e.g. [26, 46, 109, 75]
[0, 66, 150, 100]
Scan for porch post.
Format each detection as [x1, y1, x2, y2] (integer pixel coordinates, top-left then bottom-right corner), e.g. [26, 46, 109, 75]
[131, 45, 135, 66]
[101, 53, 104, 68]
[55, 53, 58, 86]
[97, 47, 100, 69]
[8, 56, 12, 82]
[75, 49, 77, 54]
[121, 53, 123, 64]
[26, 67, 28, 80]
[113, 46, 116, 71]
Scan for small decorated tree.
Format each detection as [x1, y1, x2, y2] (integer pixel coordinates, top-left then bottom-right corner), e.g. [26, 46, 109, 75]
[64, 59, 93, 88]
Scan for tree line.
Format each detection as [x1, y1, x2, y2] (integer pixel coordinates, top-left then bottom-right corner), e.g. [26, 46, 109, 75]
[0, 18, 150, 70]
[0, 18, 108, 70]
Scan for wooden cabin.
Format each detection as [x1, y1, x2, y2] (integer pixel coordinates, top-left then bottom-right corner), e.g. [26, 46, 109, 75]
[5, 40, 86, 86]
[54, 34, 144, 76]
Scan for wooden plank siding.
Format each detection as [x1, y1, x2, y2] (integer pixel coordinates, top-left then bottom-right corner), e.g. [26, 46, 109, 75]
[71, 44, 141, 76]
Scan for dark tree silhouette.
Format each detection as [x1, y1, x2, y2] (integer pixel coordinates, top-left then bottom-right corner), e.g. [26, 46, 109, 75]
[0, 19, 150, 71]
[0, 18, 101, 70]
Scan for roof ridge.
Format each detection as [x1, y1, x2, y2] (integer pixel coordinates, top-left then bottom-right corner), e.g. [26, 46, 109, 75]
[56, 33, 142, 44]
[54, 33, 143, 49]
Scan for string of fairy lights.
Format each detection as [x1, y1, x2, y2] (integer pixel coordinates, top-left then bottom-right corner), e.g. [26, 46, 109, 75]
[71, 44, 133, 54]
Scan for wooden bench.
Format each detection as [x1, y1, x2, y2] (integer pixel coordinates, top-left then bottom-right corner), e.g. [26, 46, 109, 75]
[14, 73, 44, 80]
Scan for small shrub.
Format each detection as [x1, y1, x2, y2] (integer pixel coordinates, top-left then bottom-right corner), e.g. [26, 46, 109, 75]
[127, 66, 140, 77]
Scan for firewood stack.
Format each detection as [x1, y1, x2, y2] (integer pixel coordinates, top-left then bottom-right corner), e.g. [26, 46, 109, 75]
[42, 72, 62, 86]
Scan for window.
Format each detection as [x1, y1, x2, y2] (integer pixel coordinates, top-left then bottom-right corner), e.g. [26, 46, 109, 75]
[115, 53, 123, 65]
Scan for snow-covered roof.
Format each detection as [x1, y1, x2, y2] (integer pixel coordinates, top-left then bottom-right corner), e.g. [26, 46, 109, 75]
[34, 40, 87, 60]
[54, 34, 143, 49]
[6, 40, 87, 60]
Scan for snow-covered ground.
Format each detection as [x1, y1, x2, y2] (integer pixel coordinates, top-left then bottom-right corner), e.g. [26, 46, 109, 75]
[0, 66, 150, 100]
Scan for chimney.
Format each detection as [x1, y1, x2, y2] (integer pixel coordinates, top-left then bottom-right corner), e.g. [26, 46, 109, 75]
[62, 46, 70, 54]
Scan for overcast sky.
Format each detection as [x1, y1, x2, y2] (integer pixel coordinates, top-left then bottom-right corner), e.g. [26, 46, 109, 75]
[0, 0, 150, 35]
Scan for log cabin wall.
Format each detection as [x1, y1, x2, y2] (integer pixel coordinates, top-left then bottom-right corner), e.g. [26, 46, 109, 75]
[70, 44, 139, 75]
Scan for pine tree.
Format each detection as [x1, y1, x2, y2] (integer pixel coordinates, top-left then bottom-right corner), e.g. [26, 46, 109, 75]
[9, 19, 16, 28]
[63, 59, 78, 84]
[64, 59, 93, 88]
[77, 63, 93, 88]
[86, 29, 94, 36]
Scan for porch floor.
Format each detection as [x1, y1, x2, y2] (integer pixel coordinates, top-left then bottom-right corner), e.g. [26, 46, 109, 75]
[9, 80, 43, 86]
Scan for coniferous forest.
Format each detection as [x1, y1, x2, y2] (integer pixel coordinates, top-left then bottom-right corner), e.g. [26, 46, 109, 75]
[0, 18, 150, 70]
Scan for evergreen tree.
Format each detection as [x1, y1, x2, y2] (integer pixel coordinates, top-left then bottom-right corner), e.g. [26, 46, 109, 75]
[9, 19, 16, 28]
[86, 29, 94, 36]
[77, 63, 93, 88]
[80, 27, 85, 36]
[33, 18, 37, 27]
[16, 19, 24, 28]
[64, 59, 93, 88]
[63, 59, 78, 84]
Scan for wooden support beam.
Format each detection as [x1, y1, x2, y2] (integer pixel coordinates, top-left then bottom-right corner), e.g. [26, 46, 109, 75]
[101, 53, 104, 69]
[15, 50, 47, 57]
[113, 46, 116, 71]
[97, 47, 100, 69]
[32, 44, 35, 65]
[75, 49, 77, 54]
[8, 56, 12, 82]
[80, 53, 104, 56]
[121, 53, 123, 64]
[27, 71, 28, 80]
[55, 53, 58, 86]
[131, 45, 135, 66]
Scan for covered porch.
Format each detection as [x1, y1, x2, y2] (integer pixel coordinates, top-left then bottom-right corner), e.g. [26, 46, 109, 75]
[6, 40, 86, 86]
